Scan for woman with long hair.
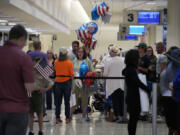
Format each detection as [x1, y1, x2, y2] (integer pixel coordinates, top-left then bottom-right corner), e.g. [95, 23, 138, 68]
[122, 49, 150, 135]
[72, 47, 94, 120]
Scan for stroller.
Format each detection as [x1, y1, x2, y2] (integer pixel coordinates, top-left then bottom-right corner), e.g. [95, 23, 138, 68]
[92, 89, 105, 112]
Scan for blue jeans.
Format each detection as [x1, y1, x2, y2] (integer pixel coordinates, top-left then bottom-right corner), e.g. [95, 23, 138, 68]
[55, 80, 72, 119]
[46, 86, 54, 109]
[147, 81, 152, 91]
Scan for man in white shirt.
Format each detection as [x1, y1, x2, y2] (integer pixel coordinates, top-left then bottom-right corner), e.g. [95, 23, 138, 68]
[155, 42, 168, 122]
[156, 42, 168, 75]
[69, 41, 79, 61]
[101, 44, 114, 67]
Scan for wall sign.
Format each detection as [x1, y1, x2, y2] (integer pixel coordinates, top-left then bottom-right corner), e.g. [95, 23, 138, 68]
[123, 10, 138, 24]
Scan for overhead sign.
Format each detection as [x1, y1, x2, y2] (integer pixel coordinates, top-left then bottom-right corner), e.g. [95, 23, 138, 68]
[124, 10, 162, 25]
[123, 10, 138, 24]
[138, 11, 160, 24]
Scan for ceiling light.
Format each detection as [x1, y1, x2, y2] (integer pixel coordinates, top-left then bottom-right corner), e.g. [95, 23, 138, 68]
[0, 28, 10, 31]
[8, 22, 16, 26]
[0, 19, 8, 23]
[146, 2, 156, 5]
[0, 22, 7, 26]
[26, 28, 37, 33]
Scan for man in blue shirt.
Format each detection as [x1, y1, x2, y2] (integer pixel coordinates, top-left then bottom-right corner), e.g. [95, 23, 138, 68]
[28, 41, 48, 62]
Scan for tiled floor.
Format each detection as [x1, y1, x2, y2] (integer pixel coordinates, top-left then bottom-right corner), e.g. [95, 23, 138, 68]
[30, 109, 168, 135]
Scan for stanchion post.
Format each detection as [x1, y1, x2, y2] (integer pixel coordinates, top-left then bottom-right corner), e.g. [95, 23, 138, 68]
[122, 83, 128, 122]
[152, 83, 157, 135]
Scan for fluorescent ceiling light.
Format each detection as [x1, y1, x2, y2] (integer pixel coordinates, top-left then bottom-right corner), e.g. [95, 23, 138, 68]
[8, 22, 16, 26]
[0, 19, 8, 23]
[146, 2, 156, 5]
[26, 28, 36, 33]
[34, 32, 41, 35]
[0, 28, 10, 31]
[0, 22, 7, 26]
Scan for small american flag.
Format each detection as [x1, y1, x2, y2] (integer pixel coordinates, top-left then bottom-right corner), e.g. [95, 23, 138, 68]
[34, 58, 54, 79]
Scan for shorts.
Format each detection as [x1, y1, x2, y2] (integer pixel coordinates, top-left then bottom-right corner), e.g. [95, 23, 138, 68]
[162, 97, 177, 129]
[29, 91, 43, 114]
[74, 85, 89, 109]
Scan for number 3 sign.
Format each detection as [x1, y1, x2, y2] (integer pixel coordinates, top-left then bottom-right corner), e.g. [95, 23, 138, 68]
[128, 13, 134, 22]
[124, 10, 137, 24]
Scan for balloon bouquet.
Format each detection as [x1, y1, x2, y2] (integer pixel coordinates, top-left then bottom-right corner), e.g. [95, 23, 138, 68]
[76, 22, 98, 50]
[75, 2, 112, 50]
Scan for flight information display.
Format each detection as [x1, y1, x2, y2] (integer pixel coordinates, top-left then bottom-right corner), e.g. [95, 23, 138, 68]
[138, 11, 160, 24]
[129, 25, 145, 35]
[125, 35, 138, 40]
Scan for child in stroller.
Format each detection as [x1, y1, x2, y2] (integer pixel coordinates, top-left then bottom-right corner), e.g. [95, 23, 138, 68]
[90, 66, 113, 121]
[87, 68, 105, 113]
[92, 84, 105, 112]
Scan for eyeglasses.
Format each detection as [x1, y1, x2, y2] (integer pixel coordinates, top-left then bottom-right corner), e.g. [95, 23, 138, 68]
[147, 50, 153, 52]
[78, 51, 84, 53]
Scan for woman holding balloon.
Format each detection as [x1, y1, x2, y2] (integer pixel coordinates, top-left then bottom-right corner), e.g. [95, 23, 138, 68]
[72, 47, 94, 119]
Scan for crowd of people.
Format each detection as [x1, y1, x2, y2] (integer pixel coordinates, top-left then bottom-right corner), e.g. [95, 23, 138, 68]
[0, 24, 180, 135]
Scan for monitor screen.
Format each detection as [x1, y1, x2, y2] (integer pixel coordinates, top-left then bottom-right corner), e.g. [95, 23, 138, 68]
[129, 25, 145, 35]
[138, 11, 160, 24]
[125, 35, 138, 40]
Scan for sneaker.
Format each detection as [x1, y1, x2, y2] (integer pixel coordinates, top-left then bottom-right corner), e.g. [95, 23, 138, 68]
[28, 132, 34, 135]
[66, 118, 71, 124]
[56, 118, 62, 124]
[43, 115, 49, 122]
[81, 117, 86, 123]
[46, 107, 52, 110]
[73, 109, 79, 114]
[38, 131, 43, 135]
[43, 113, 47, 117]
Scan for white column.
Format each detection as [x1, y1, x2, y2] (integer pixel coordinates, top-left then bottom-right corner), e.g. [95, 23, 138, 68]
[167, 0, 180, 48]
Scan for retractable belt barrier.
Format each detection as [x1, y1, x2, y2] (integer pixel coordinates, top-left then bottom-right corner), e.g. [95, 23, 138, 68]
[56, 75, 158, 135]
[56, 75, 125, 79]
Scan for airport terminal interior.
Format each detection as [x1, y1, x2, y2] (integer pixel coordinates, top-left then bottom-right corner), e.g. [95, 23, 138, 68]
[0, 0, 180, 135]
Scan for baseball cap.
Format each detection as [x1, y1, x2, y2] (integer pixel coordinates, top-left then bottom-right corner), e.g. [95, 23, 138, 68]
[136, 42, 147, 48]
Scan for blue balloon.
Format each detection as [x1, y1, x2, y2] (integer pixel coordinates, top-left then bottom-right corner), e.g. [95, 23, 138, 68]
[86, 22, 98, 35]
[99, 2, 107, 7]
[79, 61, 89, 77]
[91, 5, 99, 20]
[78, 24, 87, 31]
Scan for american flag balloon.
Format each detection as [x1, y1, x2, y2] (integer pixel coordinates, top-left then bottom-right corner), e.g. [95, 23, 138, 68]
[76, 25, 92, 43]
[91, 2, 111, 23]
[85, 37, 97, 50]
[90, 38, 97, 50]
[97, 4, 109, 17]
[86, 22, 98, 35]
